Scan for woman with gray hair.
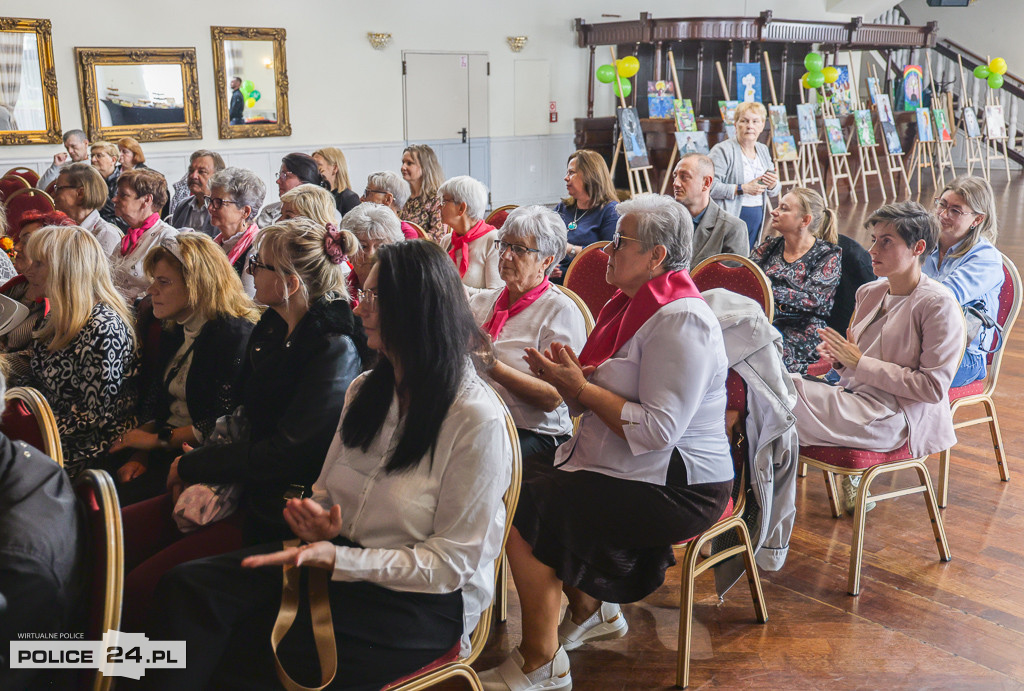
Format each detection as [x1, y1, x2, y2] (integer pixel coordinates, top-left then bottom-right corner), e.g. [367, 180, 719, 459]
[469, 206, 588, 458]
[479, 194, 733, 690]
[208, 166, 266, 297]
[438, 175, 501, 295]
[361, 171, 419, 239]
[340, 202, 404, 295]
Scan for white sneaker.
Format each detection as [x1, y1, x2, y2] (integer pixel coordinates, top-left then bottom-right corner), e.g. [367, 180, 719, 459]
[557, 602, 628, 652]
[479, 647, 572, 691]
[841, 475, 876, 516]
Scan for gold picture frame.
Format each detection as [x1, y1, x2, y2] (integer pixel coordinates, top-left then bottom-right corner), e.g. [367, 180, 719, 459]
[74, 46, 201, 142]
[0, 17, 61, 145]
[210, 26, 291, 139]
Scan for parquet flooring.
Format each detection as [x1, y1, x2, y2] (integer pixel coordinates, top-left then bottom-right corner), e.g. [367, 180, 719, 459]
[469, 173, 1024, 689]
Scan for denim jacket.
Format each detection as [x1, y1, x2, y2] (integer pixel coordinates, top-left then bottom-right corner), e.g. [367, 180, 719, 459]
[923, 236, 1003, 356]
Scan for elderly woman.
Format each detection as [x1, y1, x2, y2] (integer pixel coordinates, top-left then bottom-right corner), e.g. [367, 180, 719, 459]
[751, 187, 842, 374]
[109, 168, 178, 303]
[207, 166, 266, 298]
[256, 153, 335, 228]
[52, 161, 123, 255]
[89, 140, 122, 227]
[361, 170, 419, 239]
[709, 101, 780, 249]
[439, 175, 501, 296]
[469, 206, 588, 458]
[925, 175, 1005, 387]
[340, 202, 405, 297]
[400, 144, 445, 240]
[480, 194, 733, 690]
[117, 137, 150, 173]
[313, 147, 360, 216]
[794, 202, 962, 511]
[552, 149, 619, 279]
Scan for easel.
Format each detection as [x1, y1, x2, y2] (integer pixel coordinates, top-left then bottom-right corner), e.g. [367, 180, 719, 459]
[658, 49, 684, 195]
[764, 53, 801, 190]
[926, 52, 956, 186]
[981, 54, 1011, 180]
[607, 46, 653, 197]
[907, 127, 939, 197]
[869, 64, 912, 199]
[957, 54, 988, 180]
[820, 90, 858, 205]
[846, 51, 885, 200]
[796, 87, 826, 197]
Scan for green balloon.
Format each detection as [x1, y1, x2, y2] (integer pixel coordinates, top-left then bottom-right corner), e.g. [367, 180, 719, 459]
[804, 52, 824, 73]
[596, 64, 616, 84]
[613, 77, 632, 99]
[806, 71, 825, 89]
[241, 79, 255, 94]
[251, 90, 261, 102]
[988, 73, 1004, 89]
[973, 65, 990, 80]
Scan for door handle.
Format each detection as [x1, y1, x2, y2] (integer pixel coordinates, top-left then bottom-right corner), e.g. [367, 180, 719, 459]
[458, 127, 468, 143]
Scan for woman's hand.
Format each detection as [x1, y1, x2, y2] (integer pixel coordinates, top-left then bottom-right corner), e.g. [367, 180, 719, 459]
[283, 498, 344, 543]
[241, 541, 337, 571]
[760, 170, 779, 189]
[741, 180, 768, 197]
[816, 327, 862, 369]
[117, 460, 147, 483]
[166, 442, 193, 499]
[109, 428, 159, 453]
[523, 342, 595, 401]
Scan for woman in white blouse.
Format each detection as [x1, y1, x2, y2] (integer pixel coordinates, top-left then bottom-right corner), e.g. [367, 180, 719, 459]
[144, 239, 512, 691]
[470, 205, 587, 458]
[439, 175, 501, 295]
[479, 194, 734, 691]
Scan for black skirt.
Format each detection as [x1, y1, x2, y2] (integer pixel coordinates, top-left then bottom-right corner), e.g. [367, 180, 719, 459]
[513, 447, 732, 604]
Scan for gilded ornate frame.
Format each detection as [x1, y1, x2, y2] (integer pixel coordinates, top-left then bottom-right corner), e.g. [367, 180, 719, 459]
[0, 17, 61, 145]
[74, 46, 201, 142]
[210, 26, 291, 139]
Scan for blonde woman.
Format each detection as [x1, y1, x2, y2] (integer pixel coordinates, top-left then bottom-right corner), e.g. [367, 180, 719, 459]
[105, 234, 259, 505]
[279, 183, 338, 226]
[21, 225, 137, 477]
[752, 187, 842, 374]
[313, 146, 360, 216]
[399, 144, 445, 240]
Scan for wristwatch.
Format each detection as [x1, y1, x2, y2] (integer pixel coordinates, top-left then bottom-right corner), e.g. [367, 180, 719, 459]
[156, 426, 173, 447]
[737, 184, 744, 195]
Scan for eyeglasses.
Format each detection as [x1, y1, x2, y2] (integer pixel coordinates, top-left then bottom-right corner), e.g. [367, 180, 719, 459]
[356, 288, 378, 312]
[276, 170, 297, 181]
[205, 195, 242, 211]
[246, 254, 276, 276]
[494, 240, 541, 257]
[438, 197, 456, 206]
[934, 198, 979, 221]
[363, 188, 389, 197]
[53, 185, 81, 192]
[608, 231, 643, 251]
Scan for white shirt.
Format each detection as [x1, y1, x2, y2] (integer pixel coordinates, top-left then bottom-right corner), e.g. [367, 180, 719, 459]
[741, 153, 768, 207]
[441, 227, 502, 296]
[108, 219, 179, 303]
[80, 209, 123, 256]
[312, 366, 512, 654]
[470, 285, 587, 437]
[220, 232, 257, 297]
[556, 297, 733, 486]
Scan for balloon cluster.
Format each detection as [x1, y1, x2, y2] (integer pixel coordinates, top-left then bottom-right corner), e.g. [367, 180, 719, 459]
[799, 53, 839, 90]
[973, 57, 1008, 90]
[239, 79, 263, 109]
[595, 56, 640, 99]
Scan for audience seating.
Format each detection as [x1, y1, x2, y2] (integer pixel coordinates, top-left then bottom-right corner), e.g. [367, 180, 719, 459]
[0, 173, 30, 202]
[554, 284, 595, 335]
[937, 253, 1022, 507]
[563, 242, 617, 319]
[1, 386, 63, 466]
[485, 205, 517, 229]
[4, 166, 40, 187]
[691, 253, 774, 321]
[406, 221, 431, 241]
[4, 187, 56, 232]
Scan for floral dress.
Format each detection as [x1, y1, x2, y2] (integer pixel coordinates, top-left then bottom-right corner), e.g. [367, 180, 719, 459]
[751, 236, 842, 374]
[401, 194, 443, 241]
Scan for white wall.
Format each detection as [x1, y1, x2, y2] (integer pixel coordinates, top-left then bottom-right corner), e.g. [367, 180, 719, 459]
[901, 0, 1020, 69]
[1, 0, 862, 206]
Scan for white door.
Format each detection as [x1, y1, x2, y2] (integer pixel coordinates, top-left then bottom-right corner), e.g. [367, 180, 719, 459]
[403, 52, 490, 192]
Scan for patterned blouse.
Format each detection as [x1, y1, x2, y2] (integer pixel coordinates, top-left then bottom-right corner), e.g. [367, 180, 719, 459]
[27, 302, 138, 476]
[751, 236, 842, 374]
[401, 194, 444, 241]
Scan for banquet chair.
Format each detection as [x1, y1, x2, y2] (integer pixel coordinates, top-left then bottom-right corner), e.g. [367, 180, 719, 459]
[5, 166, 40, 187]
[691, 253, 774, 321]
[485, 204, 517, 229]
[406, 221, 432, 241]
[4, 187, 56, 231]
[554, 284, 595, 336]
[1, 386, 63, 466]
[563, 241, 617, 319]
[0, 173, 30, 202]
[937, 253, 1022, 507]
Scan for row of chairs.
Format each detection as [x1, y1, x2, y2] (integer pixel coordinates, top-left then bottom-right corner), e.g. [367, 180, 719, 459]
[2, 166, 56, 232]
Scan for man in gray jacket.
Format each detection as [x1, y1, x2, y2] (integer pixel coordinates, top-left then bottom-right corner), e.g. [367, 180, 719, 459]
[672, 153, 749, 266]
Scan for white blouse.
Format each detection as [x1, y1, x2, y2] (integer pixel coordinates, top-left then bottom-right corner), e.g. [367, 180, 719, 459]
[441, 228, 502, 296]
[469, 286, 587, 437]
[80, 209, 123, 256]
[108, 219, 179, 303]
[312, 365, 512, 653]
[556, 297, 733, 486]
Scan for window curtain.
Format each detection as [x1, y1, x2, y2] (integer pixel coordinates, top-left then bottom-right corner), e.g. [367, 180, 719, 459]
[0, 32, 24, 129]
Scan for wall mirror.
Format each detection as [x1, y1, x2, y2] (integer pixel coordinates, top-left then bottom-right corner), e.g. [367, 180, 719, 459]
[74, 46, 201, 142]
[210, 26, 291, 139]
[0, 17, 61, 145]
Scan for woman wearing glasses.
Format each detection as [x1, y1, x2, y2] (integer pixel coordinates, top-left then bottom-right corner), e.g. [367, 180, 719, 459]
[360, 170, 420, 239]
[51, 162, 123, 255]
[925, 176, 1004, 387]
[340, 201, 405, 298]
[469, 206, 588, 457]
[256, 153, 336, 228]
[479, 194, 733, 691]
[207, 167, 267, 297]
[108, 168, 178, 303]
[439, 175, 501, 295]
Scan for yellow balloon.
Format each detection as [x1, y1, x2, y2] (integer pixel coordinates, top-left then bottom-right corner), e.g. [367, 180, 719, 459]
[989, 57, 1008, 75]
[245, 97, 256, 109]
[617, 56, 640, 79]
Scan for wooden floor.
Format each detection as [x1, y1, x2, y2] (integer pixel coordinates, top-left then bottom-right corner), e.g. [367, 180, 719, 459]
[468, 173, 1024, 689]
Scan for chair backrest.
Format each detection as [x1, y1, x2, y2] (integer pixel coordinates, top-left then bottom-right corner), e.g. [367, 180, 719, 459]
[554, 284, 596, 335]
[4, 187, 56, 232]
[0, 174, 30, 202]
[74, 469, 123, 691]
[563, 241, 618, 320]
[1, 386, 63, 466]
[725, 369, 750, 515]
[692, 253, 775, 322]
[406, 220, 432, 241]
[983, 253, 1023, 391]
[5, 166, 40, 187]
[485, 204, 518, 229]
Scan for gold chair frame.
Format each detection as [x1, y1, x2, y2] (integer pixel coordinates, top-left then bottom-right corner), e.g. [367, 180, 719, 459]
[691, 253, 775, 322]
[0, 173, 30, 200]
[562, 240, 610, 289]
[5, 166, 40, 185]
[5, 385, 63, 466]
[406, 221, 432, 241]
[553, 284, 596, 336]
[5, 186, 55, 206]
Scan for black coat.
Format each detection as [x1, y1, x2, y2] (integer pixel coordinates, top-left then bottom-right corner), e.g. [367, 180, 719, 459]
[177, 297, 367, 542]
[333, 188, 361, 217]
[827, 234, 876, 333]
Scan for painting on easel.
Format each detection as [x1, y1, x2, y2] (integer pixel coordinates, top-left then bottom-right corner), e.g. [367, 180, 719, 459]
[736, 63, 762, 103]
[647, 81, 675, 119]
[877, 94, 903, 155]
[718, 100, 739, 139]
[768, 105, 791, 136]
[933, 108, 953, 142]
[985, 105, 1006, 139]
[796, 104, 818, 143]
[854, 110, 876, 146]
[675, 131, 710, 155]
[916, 108, 935, 143]
[867, 77, 881, 105]
[617, 106, 650, 168]
[824, 118, 847, 155]
[673, 99, 697, 131]
[829, 66, 854, 116]
[963, 106, 982, 138]
[773, 135, 798, 161]
[903, 65, 923, 111]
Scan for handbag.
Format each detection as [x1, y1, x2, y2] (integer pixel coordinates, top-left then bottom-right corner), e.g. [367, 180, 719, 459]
[963, 299, 1003, 354]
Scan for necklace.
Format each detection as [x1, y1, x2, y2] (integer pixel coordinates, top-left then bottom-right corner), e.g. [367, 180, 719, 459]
[567, 206, 591, 231]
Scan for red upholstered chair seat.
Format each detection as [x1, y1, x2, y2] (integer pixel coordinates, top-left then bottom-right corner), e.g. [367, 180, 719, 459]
[949, 379, 986, 401]
[380, 642, 461, 690]
[1, 398, 46, 451]
[0, 174, 29, 202]
[563, 244, 618, 319]
[800, 441, 914, 470]
[4, 188, 55, 232]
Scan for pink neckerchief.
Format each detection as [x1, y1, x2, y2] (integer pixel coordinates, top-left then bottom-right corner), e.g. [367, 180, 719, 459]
[448, 219, 495, 277]
[483, 278, 551, 340]
[120, 213, 160, 256]
[215, 223, 260, 266]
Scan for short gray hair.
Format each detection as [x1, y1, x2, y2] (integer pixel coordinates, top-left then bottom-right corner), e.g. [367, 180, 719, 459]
[499, 206, 567, 276]
[210, 166, 266, 223]
[616, 193, 693, 271]
[190, 148, 226, 171]
[340, 202, 404, 245]
[367, 171, 411, 209]
[438, 175, 488, 220]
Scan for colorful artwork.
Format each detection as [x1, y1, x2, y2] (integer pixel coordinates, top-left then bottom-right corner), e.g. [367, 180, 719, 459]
[877, 94, 902, 155]
[736, 63, 762, 103]
[854, 110, 876, 146]
[617, 107, 649, 168]
[824, 117, 847, 155]
[985, 105, 1006, 139]
[916, 108, 934, 143]
[773, 134, 798, 161]
[933, 108, 953, 142]
[796, 104, 818, 143]
[673, 98, 697, 132]
[828, 66, 854, 117]
[675, 130, 710, 155]
[647, 80, 675, 119]
[867, 77, 880, 105]
[768, 105, 791, 136]
[963, 106, 982, 138]
[903, 65, 923, 111]
[719, 100, 739, 139]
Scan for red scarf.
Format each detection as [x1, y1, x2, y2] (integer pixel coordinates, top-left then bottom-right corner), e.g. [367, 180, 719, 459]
[215, 223, 259, 266]
[448, 219, 495, 277]
[120, 213, 160, 256]
[483, 278, 550, 340]
[578, 270, 703, 367]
